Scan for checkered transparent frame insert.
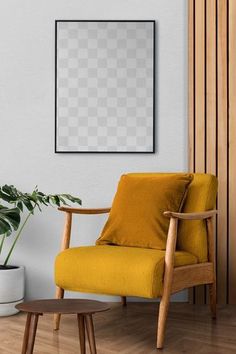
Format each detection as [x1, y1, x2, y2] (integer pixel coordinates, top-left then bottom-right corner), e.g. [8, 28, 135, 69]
[56, 21, 154, 152]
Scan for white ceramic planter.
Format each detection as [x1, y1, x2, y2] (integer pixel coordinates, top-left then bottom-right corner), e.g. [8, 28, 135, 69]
[0, 266, 24, 316]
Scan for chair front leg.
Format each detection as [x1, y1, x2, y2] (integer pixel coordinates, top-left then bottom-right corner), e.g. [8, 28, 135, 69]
[54, 211, 72, 330]
[157, 277, 173, 349]
[157, 217, 178, 349]
[53, 286, 64, 330]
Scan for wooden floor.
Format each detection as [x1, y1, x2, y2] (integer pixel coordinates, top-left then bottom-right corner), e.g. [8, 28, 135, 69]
[1, 303, 236, 353]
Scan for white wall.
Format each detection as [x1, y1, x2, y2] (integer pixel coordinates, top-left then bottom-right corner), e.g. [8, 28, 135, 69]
[0, 0, 188, 301]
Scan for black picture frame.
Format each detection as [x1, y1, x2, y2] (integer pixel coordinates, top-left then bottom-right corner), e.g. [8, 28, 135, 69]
[55, 20, 156, 153]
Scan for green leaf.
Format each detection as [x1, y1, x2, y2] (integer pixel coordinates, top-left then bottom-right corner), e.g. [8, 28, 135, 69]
[37, 192, 45, 197]
[17, 201, 23, 212]
[2, 185, 13, 194]
[50, 196, 60, 206]
[0, 190, 13, 203]
[0, 207, 21, 234]
[22, 198, 34, 212]
[58, 196, 69, 205]
[0, 185, 19, 203]
[61, 194, 82, 205]
[0, 219, 11, 234]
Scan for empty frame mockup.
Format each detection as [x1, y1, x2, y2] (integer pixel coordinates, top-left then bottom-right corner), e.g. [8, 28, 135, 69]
[55, 20, 155, 153]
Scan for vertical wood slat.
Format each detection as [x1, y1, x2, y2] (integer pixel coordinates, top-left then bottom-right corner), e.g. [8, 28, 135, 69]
[195, 0, 206, 174]
[228, 0, 236, 304]
[194, 0, 206, 304]
[188, 0, 195, 304]
[206, 0, 217, 176]
[206, 0, 217, 304]
[188, 0, 195, 174]
[216, 0, 228, 305]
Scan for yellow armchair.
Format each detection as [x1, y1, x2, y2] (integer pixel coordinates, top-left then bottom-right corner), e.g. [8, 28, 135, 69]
[54, 173, 217, 349]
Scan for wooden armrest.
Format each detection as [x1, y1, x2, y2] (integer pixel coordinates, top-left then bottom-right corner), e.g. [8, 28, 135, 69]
[58, 207, 110, 252]
[58, 206, 111, 214]
[163, 210, 217, 220]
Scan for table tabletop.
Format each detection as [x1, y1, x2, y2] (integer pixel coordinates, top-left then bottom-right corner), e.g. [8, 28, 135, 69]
[16, 299, 110, 315]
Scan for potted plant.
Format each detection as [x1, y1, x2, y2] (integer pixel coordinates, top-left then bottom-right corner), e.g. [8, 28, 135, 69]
[0, 185, 81, 316]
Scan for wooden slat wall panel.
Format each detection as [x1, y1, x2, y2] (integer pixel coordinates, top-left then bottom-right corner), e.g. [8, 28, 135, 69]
[189, 0, 236, 304]
[228, 0, 236, 304]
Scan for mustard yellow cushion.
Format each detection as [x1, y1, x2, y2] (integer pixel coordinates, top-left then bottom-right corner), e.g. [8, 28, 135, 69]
[96, 174, 193, 250]
[55, 245, 198, 298]
[124, 172, 218, 262]
[178, 173, 218, 262]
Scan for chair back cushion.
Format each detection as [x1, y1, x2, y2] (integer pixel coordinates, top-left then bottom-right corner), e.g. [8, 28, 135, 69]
[96, 173, 193, 250]
[178, 173, 218, 262]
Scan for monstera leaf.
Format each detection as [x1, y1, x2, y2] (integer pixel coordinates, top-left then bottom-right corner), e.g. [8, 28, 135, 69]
[0, 206, 21, 236]
[0, 184, 82, 266]
[0, 185, 82, 213]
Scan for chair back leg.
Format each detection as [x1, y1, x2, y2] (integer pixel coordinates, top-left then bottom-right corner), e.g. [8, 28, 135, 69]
[209, 281, 216, 319]
[121, 296, 127, 307]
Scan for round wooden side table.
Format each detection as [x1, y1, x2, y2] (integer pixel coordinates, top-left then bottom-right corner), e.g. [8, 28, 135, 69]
[16, 299, 110, 354]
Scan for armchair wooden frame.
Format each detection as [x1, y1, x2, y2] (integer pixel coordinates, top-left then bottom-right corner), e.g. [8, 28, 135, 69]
[54, 206, 217, 349]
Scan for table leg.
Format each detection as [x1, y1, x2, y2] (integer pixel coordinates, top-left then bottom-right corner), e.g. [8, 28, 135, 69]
[77, 315, 86, 354]
[22, 313, 32, 354]
[27, 314, 39, 354]
[85, 315, 97, 354]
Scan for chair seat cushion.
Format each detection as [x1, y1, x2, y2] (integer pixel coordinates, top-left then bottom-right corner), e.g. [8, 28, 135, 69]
[55, 245, 198, 298]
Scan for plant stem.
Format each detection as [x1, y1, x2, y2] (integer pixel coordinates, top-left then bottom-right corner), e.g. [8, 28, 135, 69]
[3, 211, 33, 266]
[0, 234, 6, 255]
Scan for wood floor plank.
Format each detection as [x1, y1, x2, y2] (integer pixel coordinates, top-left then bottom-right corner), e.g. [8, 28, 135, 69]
[1, 303, 236, 353]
